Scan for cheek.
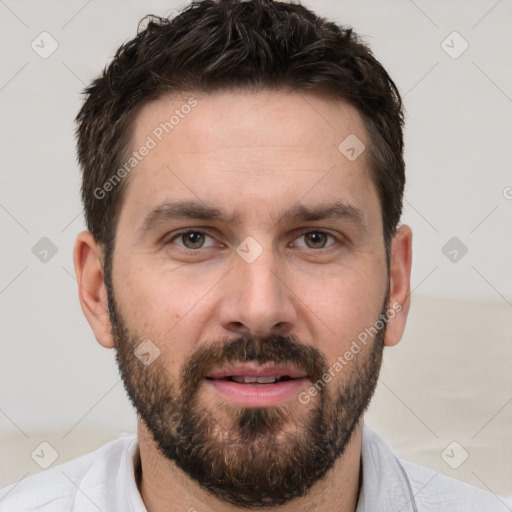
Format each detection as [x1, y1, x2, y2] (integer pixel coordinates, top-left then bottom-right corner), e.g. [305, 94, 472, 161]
[295, 265, 386, 364]
[112, 257, 216, 362]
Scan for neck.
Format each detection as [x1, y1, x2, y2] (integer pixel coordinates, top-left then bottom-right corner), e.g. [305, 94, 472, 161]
[135, 417, 363, 512]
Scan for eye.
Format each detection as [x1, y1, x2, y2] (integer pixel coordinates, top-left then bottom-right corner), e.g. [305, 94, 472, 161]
[168, 230, 216, 250]
[292, 231, 337, 249]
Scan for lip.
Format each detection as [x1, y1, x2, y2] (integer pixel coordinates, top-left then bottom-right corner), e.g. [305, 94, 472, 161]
[205, 363, 308, 407]
[205, 377, 308, 407]
[207, 363, 307, 380]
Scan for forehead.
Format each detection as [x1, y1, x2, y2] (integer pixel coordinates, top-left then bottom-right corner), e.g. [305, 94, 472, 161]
[132, 89, 368, 165]
[121, 89, 379, 228]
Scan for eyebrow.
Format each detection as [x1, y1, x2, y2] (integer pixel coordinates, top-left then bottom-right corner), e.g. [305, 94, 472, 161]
[138, 201, 239, 233]
[138, 199, 366, 234]
[275, 201, 366, 227]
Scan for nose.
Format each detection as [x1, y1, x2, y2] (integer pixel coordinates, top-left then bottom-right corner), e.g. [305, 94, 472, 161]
[217, 251, 298, 338]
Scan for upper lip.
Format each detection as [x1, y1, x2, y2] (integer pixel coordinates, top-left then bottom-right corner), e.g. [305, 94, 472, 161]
[206, 363, 307, 379]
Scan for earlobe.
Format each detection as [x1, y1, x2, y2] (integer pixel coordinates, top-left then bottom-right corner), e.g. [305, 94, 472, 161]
[384, 224, 413, 347]
[73, 231, 115, 349]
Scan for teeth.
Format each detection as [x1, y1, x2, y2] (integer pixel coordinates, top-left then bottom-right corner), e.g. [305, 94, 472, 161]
[231, 376, 278, 384]
[256, 376, 277, 383]
[231, 376, 250, 383]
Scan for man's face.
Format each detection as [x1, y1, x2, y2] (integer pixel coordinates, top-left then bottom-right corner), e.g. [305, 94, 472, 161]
[107, 90, 390, 507]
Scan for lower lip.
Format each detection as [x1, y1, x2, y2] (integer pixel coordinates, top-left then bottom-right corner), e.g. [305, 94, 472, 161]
[205, 378, 308, 407]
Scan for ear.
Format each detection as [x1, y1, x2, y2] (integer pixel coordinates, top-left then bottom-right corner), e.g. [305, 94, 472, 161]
[73, 231, 114, 349]
[384, 224, 413, 347]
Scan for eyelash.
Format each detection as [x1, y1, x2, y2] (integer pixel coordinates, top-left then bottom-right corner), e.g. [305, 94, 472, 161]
[164, 229, 340, 251]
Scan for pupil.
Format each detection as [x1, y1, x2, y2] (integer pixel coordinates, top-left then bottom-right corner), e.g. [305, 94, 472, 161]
[306, 232, 326, 248]
[184, 232, 204, 248]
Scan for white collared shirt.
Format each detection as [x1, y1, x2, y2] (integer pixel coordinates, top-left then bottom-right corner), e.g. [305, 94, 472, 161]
[1, 426, 510, 511]
[356, 428, 512, 512]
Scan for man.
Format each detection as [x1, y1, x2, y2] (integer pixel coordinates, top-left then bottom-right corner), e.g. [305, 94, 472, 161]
[0, 0, 510, 511]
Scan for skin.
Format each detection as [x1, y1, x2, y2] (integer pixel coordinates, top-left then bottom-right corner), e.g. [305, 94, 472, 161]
[74, 89, 412, 512]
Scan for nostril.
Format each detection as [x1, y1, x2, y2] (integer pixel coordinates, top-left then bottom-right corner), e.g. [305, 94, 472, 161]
[221, 321, 251, 335]
[273, 321, 292, 335]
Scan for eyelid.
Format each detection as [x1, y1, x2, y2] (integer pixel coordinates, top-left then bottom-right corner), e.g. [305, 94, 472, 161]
[165, 228, 218, 249]
[290, 229, 341, 249]
[162, 227, 344, 251]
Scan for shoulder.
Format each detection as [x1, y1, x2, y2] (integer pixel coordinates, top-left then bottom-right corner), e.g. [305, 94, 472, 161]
[361, 426, 512, 512]
[399, 457, 512, 512]
[0, 434, 136, 512]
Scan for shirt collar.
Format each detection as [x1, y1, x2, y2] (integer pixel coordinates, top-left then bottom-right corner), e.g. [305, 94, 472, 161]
[356, 425, 417, 512]
[126, 436, 148, 512]
[123, 425, 417, 512]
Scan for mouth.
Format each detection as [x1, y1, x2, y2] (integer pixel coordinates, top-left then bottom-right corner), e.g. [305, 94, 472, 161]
[204, 363, 309, 407]
[212, 375, 296, 384]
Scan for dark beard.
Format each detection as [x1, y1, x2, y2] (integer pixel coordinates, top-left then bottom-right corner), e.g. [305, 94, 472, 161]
[109, 286, 387, 508]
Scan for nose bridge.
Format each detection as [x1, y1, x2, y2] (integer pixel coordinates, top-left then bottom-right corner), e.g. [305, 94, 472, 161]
[218, 244, 297, 336]
[239, 251, 281, 303]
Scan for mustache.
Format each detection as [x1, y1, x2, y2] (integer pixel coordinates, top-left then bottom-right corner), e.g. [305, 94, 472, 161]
[180, 334, 328, 397]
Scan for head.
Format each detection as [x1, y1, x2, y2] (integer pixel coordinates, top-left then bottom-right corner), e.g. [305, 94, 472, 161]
[74, 0, 412, 508]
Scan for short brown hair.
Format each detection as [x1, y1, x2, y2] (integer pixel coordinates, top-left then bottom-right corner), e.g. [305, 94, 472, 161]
[75, 0, 405, 269]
